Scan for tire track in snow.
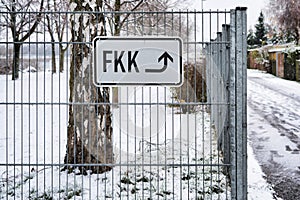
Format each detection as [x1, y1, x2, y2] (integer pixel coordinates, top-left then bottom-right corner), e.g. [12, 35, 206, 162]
[248, 78, 300, 147]
[248, 77, 300, 103]
[247, 73, 300, 200]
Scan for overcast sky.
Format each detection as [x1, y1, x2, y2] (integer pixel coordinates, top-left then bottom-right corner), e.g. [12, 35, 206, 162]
[191, 0, 270, 29]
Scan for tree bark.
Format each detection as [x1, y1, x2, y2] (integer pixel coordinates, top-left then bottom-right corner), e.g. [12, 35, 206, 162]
[59, 46, 67, 73]
[46, 0, 57, 74]
[12, 43, 20, 80]
[64, 0, 113, 174]
[295, 28, 300, 45]
[51, 38, 57, 73]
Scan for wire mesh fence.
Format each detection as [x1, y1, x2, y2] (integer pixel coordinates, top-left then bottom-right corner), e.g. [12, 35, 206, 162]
[0, 6, 247, 200]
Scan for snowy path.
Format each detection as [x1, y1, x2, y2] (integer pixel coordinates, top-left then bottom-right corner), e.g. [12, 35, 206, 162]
[248, 69, 300, 199]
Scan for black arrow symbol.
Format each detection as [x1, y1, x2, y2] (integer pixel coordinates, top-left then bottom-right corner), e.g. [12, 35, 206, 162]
[145, 51, 173, 73]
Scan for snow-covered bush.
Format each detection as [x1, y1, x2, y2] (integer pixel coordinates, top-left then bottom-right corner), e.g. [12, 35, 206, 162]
[173, 61, 207, 113]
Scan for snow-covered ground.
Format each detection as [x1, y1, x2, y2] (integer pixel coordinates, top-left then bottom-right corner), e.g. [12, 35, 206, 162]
[248, 69, 300, 199]
[0, 69, 278, 199]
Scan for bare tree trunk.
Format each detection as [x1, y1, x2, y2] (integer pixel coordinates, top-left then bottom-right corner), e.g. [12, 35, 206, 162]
[295, 28, 300, 45]
[11, 0, 19, 80]
[46, 0, 56, 74]
[64, 0, 113, 174]
[59, 45, 67, 73]
[9, 0, 44, 80]
[12, 43, 20, 80]
[50, 38, 56, 73]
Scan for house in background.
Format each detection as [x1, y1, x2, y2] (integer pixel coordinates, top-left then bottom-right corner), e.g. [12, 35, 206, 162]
[248, 44, 300, 82]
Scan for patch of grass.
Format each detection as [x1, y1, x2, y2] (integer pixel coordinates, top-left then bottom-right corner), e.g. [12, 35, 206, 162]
[65, 189, 82, 199]
[120, 176, 135, 185]
[162, 190, 172, 195]
[136, 176, 149, 183]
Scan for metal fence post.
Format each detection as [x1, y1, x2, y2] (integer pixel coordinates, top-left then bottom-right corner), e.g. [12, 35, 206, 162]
[224, 24, 231, 170]
[229, 7, 248, 199]
[221, 24, 230, 167]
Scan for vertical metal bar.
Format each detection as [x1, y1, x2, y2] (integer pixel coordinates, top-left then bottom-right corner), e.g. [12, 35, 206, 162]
[57, 10, 62, 200]
[119, 74, 122, 199]
[162, 11, 167, 198]
[5, 12, 9, 200]
[140, 13, 145, 197]
[209, 10, 213, 200]
[186, 10, 190, 200]
[134, 86, 137, 200]
[193, 10, 198, 200]
[236, 7, 247, 199]
[149, 87, 152, 199]
[216, 32, 221, 146]
[241, 8, 248, 200]
[20, 19, 24, 200]
[156, 87, 159, 199]
[28, 10, 32, 197]
[72, 12, 76, 200]
[178, 10, 183, 200]
[133, 13, 138, 200]
[43, 10, 46, 198]
[35, 19, 39, 198]
[12, 10, 16, 200]
[202, 10, 206, 200]
[171, 11, 175, 200]
[141, 86, 145, 199]
[229, 9, 237, 200]
[126, 87, 129, 199]
[217, 29, 222, 200]
[80, 12, 85, 199]
[51, 12, 55, 198]
[88, 13, 92, 200]
[223, 24, 230, 182]
[230, 7, 248, 199]
[225, 24, 231, 179]
[225, 17, 231, 197]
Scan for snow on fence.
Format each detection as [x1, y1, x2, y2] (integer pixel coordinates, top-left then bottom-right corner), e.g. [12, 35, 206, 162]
[0, 7, 247, 199]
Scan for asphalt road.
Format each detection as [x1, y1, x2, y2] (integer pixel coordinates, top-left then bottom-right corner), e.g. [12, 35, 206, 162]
[247, 70, 300, 200]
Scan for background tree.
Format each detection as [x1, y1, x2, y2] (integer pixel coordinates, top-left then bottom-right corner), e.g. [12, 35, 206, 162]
[268, 0, 300, 44]
[45, 0, 70, 73]
[247, 28, 256, 48]
[55, 0, 70, 73]
[254, 11, 267, 47]
[104, 0, 143, 36]
[103, 0, 143, 105]
[45, 0, 57, 73]
[0, 0, 44, 80]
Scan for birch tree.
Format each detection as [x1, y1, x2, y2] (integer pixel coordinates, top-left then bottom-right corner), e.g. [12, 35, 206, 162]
[64, 0, 113, 174]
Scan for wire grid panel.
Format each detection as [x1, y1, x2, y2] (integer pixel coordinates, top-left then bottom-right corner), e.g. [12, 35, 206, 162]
[0, 8, 243, 200]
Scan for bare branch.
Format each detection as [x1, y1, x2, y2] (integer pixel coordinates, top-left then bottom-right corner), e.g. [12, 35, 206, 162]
[120, 0, 143, 28]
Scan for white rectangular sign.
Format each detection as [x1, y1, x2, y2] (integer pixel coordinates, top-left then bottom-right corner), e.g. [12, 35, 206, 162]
[93, 37, 183, 86]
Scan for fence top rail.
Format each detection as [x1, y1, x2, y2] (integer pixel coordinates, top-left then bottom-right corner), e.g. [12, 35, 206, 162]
[0, 10, 231, 15]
